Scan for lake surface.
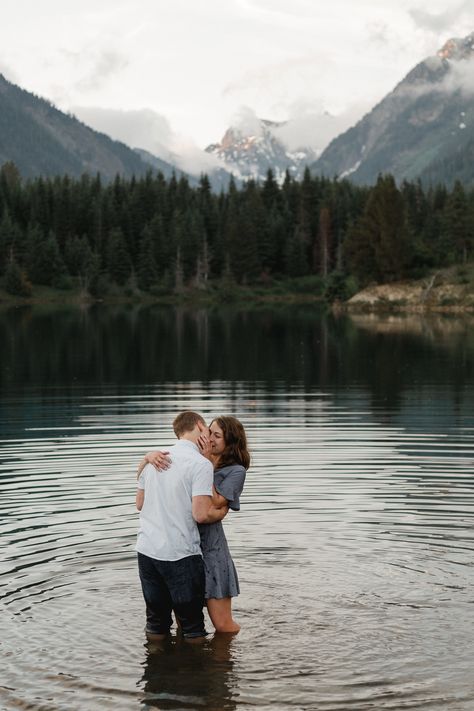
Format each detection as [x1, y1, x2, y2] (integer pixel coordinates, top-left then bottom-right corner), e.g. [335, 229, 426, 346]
[1, 304, 473, 711]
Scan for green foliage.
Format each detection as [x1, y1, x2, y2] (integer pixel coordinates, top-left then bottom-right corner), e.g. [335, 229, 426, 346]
[0, 162, 473, 303]
[106, 228, 131, 286]
[27, 229, 66, 286]
[283, 275, 325, 295]
[4, 259, 32, 296]
[323, 272, 358, 303]
[137, 225, 158, 291]
[0, 211, 24, 274]
[442, 181, 473, 264]
[344, 175, 409, 284]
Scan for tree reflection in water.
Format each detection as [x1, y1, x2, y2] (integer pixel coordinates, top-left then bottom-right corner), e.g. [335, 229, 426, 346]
[0, 305, 473, 417]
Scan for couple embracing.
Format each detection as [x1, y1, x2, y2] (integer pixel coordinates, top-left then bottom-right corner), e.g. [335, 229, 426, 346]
[135, 410, 249, 639]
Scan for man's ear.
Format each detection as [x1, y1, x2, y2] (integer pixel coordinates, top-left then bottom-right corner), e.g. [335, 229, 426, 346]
[197, 420, 208, 433]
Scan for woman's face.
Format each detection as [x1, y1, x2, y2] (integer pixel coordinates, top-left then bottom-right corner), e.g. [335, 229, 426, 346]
[209, 421, 225, 455]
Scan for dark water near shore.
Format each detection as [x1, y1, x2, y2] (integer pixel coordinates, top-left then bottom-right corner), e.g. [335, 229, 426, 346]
[1, 305, 474, 710]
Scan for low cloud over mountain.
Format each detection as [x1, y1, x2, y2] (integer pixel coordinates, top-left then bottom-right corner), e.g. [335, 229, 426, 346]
[72, 105, 226, 177]
[311, 32, 474, 186]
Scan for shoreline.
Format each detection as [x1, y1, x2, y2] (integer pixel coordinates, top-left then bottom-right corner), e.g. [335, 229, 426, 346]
[0, 287, 324, 309]
[341, 266, 474, 314]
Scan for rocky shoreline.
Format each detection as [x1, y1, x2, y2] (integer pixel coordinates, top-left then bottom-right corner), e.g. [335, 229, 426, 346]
[344, 270, 474, 313]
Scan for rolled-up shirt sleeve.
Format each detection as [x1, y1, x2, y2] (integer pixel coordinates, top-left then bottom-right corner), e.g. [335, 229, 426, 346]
[192, 460, 214, 497]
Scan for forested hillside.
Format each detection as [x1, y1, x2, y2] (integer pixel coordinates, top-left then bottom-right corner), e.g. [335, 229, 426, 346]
[0, 161, 472, 300]
[0, 74, 173, 181]
[311, 34, 474, 188]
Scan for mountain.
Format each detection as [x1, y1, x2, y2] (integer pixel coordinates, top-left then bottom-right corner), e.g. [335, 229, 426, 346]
[206, 118, 316, 183]
[311, 33, 474, 186]
[0, 73, 180, 181]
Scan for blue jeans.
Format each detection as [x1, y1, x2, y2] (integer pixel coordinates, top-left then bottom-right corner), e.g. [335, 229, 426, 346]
[137, 552, 207, 638]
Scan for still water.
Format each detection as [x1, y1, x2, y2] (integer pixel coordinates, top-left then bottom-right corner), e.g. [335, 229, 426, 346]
[0, 305, 473, 710]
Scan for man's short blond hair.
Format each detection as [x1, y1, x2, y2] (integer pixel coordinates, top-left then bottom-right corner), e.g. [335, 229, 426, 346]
[172, 411, 206, 438]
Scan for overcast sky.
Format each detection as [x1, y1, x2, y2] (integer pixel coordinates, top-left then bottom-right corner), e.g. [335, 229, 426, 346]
[0, 0, 472, 160]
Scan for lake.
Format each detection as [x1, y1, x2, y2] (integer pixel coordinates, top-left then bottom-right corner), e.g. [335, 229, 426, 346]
[1, 304, 473, 710]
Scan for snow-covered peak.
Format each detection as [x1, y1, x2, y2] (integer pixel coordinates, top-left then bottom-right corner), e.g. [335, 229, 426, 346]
[206, 114, 316, 183]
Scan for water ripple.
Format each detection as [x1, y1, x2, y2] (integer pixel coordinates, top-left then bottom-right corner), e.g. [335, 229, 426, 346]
[1, 382, 474, 710]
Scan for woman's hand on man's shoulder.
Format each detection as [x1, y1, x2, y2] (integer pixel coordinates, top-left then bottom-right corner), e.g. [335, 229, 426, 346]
[145, 450, 171, 471]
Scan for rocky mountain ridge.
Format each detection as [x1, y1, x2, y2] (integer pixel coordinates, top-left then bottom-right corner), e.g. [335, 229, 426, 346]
[206, 118, 316, 183]
[311, 33, 474, 186]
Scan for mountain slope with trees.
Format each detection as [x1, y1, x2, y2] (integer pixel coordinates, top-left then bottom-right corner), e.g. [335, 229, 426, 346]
[0, 74, 180, 181]
[311, 33, 474, 187]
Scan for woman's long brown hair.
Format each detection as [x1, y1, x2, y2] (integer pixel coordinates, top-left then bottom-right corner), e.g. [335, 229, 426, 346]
[211, 416, 250, 470]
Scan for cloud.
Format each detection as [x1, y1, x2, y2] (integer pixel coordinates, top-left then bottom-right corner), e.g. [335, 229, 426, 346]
[71, 105, 226, 176]
[393, 52, 474, 104]
[171, 140, 225, 176]
[272, 101, 370, 153]
[72, 106, 174, 158]
[59, 46, 129, 95]
[444, 55, 474, 96]
[409, 2, 472, 33]
[223, 50, 335, 102]
[230, 106, 265, 136]
[233, 0, 316, 28]
[222, 102, 369, 155]
[0, 58, 18, 83]
[76, 50, 129, 92]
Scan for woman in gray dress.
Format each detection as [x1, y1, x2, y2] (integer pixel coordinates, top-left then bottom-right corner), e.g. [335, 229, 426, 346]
[197, 416, 249, 633]
[141, 415, 249, 634]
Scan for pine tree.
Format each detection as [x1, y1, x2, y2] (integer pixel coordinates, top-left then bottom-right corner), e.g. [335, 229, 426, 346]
[148, 214, 170, 276]
[285, 225, 309, 277]
[229, 211, 260, 284]
[0, 211, 23, 274]
[4, 258, 32, 297]
[106, 228, 132, 286]
[262, 169, 281, 210]
[174, 246, 184, 293]
[239, 181, 269, 275]
[65, 235, 93, 276]
[0, 163, 22, 226]
[27, 228, 66, 286]
[137, 225, 158, 291]
[345, 175, 409, 283]
[443, 181, 472, 264]
[318, 206, 332, 278]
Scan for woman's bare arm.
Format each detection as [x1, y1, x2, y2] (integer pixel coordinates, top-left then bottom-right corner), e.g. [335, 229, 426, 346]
[212, 485, 229, 508]
[136, 450, 171, 479]
[204, 504, 229, 523]
[137, 457, 148, 480]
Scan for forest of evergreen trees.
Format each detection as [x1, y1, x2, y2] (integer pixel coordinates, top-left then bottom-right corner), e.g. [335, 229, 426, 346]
[0, 160, 473, 300]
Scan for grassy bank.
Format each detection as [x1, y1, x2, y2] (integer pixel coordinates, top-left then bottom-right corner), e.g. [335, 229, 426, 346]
[0, 275, 329, 308]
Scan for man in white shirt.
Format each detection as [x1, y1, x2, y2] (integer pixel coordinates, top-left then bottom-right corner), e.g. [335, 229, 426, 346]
[135, 410, 221, 639]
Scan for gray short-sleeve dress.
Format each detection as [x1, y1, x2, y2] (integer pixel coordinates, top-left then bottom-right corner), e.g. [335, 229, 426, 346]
[198, 464, 246, 600]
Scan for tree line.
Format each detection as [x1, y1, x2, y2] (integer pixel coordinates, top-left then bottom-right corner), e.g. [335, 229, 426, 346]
[0, 160, 473, 299]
